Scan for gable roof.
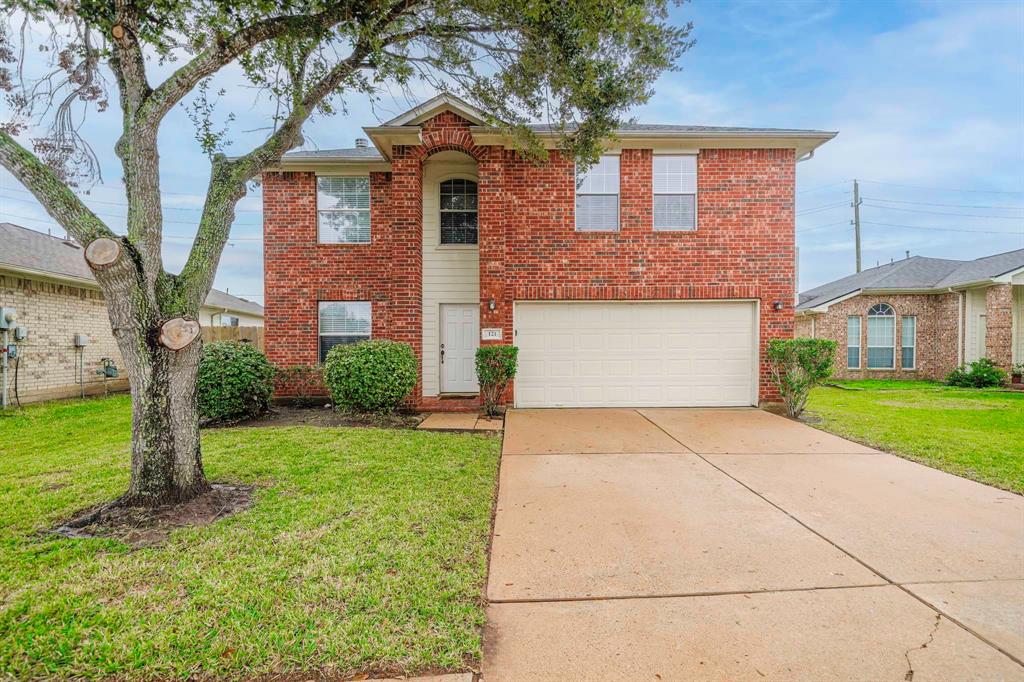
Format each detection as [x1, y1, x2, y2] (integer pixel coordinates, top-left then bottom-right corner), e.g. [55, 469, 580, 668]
[797, 248, 1024, 311]
[280, 94, 837, 164]
[0, 222, 263, 317]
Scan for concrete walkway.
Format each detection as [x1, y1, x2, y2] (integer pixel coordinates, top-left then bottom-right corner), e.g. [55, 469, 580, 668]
[483, 408, 1024, 681]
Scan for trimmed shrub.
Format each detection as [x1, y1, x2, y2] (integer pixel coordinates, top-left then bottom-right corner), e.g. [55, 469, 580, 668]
[197, 342, 276, 423]
[946, 358, 1007, 388]
[274, 364, 324, 407]
[476, 345, 518, 417]
[766, 337, 837, 418]
[323, 340, 417, 413]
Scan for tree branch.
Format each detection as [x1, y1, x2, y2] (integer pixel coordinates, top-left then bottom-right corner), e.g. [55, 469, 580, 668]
[0, 129, 114, 244]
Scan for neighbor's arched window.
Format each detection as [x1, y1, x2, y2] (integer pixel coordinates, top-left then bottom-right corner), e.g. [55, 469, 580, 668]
[440, 178, 478, 245]
[866, 303, 896, 369]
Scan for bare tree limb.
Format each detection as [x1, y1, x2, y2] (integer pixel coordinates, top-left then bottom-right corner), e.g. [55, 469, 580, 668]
[0, 129, 114, 244]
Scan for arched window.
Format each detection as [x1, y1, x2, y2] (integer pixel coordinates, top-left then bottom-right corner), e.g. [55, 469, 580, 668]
[866, 303, 896, 369]
[440, 179, 478, 245]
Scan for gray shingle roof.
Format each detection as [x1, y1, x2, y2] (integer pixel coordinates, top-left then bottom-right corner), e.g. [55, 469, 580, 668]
[282, 146, 383, 160]
[0, 222, 263, 316]
[798, 248, 1024, 310]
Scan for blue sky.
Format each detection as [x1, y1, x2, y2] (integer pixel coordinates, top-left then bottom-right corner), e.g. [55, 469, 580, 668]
[1, 0, 1022, 303]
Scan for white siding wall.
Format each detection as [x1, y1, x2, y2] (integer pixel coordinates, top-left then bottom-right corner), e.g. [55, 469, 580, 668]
[198, 308, 264, 327]
[421, 153, 480, 396]
[964, 287, 988, 362]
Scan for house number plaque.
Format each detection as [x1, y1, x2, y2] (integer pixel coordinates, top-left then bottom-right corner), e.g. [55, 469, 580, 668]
[481, 328, 503, 341]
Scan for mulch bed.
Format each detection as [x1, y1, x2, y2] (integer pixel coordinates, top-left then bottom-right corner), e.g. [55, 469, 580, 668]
[50, 484, 254, 547]
[229, 406, 425, 430]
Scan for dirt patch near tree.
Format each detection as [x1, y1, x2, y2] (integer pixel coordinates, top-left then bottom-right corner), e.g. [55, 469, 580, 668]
[230, 406, 425, 430]
[50, 484, 254, 547]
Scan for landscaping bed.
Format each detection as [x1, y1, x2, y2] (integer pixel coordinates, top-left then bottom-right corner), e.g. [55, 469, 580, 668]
[0, 395, 500, 680]
[806, 380, 1024, 493]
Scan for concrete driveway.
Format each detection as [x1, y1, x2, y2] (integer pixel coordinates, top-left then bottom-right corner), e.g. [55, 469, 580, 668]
[484, 408, 1024, 681]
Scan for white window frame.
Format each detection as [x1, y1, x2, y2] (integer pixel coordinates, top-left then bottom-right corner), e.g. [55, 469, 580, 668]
[318, 301, 371, 363]
[901, 316, 917, 370]
[575, 155, 620, 232]
[866, 303, 896, 370]
[847, 315, 861, 369]
[317, 176, 371, 244]
[652, 154, 698, 231]
[439, 177, 479, 246]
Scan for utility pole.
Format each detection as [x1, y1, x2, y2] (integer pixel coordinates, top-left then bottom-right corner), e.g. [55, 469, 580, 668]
[852, 179, 862, 273]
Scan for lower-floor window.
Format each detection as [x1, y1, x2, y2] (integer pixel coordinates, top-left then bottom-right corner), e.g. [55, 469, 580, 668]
[847, 316, 861, 368]
[318, 301, 371, 363]
[901, 316, 916, 369]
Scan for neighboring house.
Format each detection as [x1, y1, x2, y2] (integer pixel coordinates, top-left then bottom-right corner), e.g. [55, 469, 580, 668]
[796, 249, 1024, 381]
[263, 94, 836, 409]
[0, 222, 264, 404]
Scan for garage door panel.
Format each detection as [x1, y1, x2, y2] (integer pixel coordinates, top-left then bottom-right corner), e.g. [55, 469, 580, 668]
[515, 302, 757, 408]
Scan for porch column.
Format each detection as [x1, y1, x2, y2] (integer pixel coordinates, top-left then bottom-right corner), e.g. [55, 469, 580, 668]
[985, 283, 1013, 370]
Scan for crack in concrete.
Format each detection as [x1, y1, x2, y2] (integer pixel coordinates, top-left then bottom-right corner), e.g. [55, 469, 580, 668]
[904, 613, 942, 681]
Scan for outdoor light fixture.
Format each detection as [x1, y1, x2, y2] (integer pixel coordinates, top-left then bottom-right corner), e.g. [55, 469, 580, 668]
[772, 300, 784, 311]
[488, 298, 496, 311]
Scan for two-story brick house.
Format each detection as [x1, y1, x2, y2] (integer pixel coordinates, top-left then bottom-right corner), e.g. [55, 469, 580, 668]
[263, 94, 835, 409]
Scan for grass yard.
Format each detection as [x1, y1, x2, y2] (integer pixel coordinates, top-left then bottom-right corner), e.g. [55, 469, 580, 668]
[0, 396, 501, 680]
[807, 380, 1024, 493]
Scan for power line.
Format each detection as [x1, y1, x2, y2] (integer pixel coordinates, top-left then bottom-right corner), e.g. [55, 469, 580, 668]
[0, 185, 264, 213]
[796, 180, 851, 195]
[797, 219, 849, 233]
[863, 196, 1023, 211]
[858, 179, 1024, 195]
[796, 200, 848, 216]
[0, 212, 264, 241]
[1, 194, 262, 228]
[862, 202, 1024, 220]
[861, 220, 1022, 235]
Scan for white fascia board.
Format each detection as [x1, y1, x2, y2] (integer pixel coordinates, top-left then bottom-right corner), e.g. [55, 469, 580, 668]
[0, 264, 98, 289]
[382, 93, 492, 127]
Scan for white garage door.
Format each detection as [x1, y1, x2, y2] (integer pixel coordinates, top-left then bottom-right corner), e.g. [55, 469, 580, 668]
[514, 301, 758, 408]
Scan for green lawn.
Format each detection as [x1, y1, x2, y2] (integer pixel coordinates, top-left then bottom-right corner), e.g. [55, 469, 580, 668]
[0, 396, 501, 680]
[807, 380, 1024, 493]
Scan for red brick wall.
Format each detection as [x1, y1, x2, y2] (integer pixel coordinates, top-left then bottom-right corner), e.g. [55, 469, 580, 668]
[986, 284, 1013, 370]
[800, 292, 960, 381]
[264, 113, 799, 404]
[479, 147, 796, 401]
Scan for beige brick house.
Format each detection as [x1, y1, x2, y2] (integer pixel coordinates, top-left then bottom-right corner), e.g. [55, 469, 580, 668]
[0, 222, 263, 404]
[795, 249, 1024, 381]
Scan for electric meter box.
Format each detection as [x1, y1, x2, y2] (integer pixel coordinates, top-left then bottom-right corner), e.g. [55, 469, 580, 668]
[74, 334, 89, 347]
[0, 307, 16, 330]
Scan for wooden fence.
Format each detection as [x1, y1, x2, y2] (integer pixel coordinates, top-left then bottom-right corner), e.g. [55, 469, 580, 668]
[201, 325, 265, 350]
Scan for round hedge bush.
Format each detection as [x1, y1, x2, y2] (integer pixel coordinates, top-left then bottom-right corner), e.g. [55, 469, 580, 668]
[197, 342, 276, 422]
[323, 340, 417, 413]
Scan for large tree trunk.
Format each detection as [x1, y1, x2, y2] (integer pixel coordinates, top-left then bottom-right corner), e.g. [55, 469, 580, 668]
[118, 337, 210, 506]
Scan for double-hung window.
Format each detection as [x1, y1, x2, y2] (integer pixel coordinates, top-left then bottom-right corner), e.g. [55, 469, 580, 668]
[901, 316, 917, 369]
[317, 176, 371, 243]
[847, 316, 861, 369]
[653, 155, 698, 230]
[440, 178, 478, 245]
[575, 155, 620, 232]
[318, 301, 371, 363]
[866, 303, 896, 369]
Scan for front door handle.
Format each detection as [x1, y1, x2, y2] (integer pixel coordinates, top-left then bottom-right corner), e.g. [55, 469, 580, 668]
[440, 343, 445, 364]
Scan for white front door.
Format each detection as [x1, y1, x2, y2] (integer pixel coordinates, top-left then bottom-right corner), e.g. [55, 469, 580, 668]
[441, 304, 480, 393]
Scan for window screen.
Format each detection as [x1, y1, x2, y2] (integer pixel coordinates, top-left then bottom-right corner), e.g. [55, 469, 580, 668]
[440, 178, 478, 244]
[318, 301, 371, 362]
[653, 155, 697, 230]
[318, 177, 371, 243]
[847, 316, 861, 369]
[866, 303, 896, 369]
[575, 156, 620, 231]
[901, 316, 916, 369]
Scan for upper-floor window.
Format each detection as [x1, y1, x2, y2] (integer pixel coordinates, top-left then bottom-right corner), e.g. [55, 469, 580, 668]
[653, 155, 697, 231]
[440, 178, 478, 245]
[866, 303, 896, 369]
[575, 155, 620, 232]
[317, 176, 370, 243]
